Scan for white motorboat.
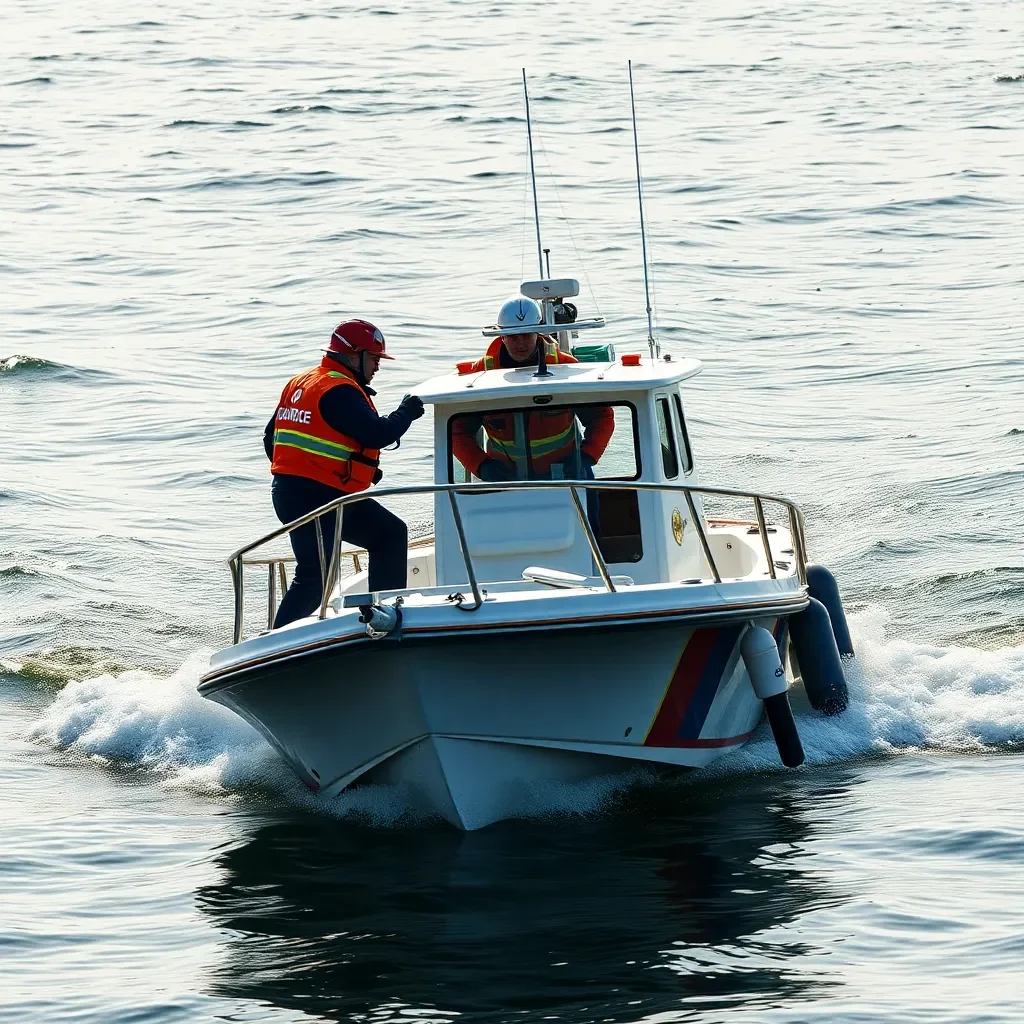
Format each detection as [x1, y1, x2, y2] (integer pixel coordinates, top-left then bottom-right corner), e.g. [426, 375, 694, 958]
[199, 276, 854, 829]
[199, 73, 854, 829]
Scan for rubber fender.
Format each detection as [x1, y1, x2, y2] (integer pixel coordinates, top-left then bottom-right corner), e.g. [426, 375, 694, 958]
[763, 692, 805, 768]
[741, 625, 789, 699]
[789, 597, 849, 715]
[741, 625, 805, 768]
[806, 563, 854, 657]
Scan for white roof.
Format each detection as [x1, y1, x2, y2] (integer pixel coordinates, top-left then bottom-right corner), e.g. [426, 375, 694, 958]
[416, 352, 703, 405]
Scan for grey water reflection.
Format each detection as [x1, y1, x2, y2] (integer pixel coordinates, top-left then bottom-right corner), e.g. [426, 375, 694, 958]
[197, 773, 851, 1022]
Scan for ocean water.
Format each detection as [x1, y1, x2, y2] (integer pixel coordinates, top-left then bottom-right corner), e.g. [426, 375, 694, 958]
[2, 0, 1024, 1020]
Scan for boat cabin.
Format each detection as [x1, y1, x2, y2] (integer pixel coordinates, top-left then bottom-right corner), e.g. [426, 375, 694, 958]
[415, 279, 710, 590]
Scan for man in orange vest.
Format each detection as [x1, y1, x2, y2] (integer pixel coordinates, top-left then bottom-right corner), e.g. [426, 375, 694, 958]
[452, 296, 614, 482]
[264, 319, 424, 627]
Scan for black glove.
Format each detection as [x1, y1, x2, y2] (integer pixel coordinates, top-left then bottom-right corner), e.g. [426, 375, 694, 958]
[399, 394, 425, 421]
[372, 468, 383, 485]
[478, 459, 513, 482]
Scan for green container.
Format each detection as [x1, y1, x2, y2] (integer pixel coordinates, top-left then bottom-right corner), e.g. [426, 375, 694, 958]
[571, 343, 616, 363]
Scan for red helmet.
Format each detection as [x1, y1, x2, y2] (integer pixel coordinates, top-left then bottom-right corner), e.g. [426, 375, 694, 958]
[324, 319, 394, 359]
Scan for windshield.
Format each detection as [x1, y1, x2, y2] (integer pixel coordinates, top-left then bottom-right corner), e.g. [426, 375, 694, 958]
[448, 402, 639, 483]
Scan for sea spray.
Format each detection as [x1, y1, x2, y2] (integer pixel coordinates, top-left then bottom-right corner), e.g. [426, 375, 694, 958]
[716, 606, 1024, 778]
[2, 646, 129, 686]
[24, 651, 432, 825]
[1, 355, 59, 373]
[25, 607, 1024, 823]
[26, 650, 275, 789]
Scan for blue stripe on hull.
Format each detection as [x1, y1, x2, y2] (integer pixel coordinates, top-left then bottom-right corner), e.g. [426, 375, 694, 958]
[677, 624, 744, 740]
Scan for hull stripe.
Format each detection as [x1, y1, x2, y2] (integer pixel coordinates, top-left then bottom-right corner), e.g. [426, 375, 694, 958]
[677, 624, 744, 741]
[644, 625, 745, 747]
[672, 730, 755, 749]
[643, 628, 716, 746]
[773, 616, 788, 657]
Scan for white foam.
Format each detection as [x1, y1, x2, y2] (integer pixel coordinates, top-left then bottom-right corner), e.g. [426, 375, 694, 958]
[25, 607, 1024, 821]
[26, 650, 282, 794]
[25, 652, 430, 825]
[719, 605, 1024, 776]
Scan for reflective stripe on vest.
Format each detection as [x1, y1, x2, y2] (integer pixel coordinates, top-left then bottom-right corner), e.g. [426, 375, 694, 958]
[271, 427, 361, 463]
[484, 411, 580, 473]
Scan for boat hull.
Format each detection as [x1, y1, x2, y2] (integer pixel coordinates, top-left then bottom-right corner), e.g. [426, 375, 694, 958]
[203, 617, 788, 829]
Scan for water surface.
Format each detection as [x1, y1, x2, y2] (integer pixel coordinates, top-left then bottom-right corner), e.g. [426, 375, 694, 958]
[2, 0, 1023, 1019]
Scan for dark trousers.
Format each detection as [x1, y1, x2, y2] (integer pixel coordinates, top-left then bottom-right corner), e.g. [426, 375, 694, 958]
[271, 474, 408, 628]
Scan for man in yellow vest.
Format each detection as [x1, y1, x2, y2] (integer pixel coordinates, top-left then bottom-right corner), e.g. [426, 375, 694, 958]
[264, 319, 424, 627]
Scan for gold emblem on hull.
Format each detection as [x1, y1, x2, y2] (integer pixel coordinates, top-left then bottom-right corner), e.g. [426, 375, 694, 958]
[671, 508, 684, 546]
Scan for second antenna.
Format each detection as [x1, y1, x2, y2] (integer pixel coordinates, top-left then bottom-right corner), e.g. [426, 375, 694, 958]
[522, 69, 545, 279]
[628, 60, 659, 359]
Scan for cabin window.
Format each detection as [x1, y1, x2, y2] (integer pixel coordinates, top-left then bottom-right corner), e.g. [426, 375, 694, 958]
[673, 393, 694, 475]
[447, 402, 640, 483]
[656, 397, 678, 480]
[448, 401, 643, 565]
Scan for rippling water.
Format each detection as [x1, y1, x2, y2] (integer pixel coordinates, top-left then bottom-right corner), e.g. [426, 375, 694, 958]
[2, 0, 1023, 1020]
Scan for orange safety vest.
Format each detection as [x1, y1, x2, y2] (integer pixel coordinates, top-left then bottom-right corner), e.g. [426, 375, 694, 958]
[460, 335, 577, 374]
[270, 360, 380, 492]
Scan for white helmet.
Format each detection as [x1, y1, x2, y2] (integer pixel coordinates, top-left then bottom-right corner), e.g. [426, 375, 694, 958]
[496, 295, 542, 330]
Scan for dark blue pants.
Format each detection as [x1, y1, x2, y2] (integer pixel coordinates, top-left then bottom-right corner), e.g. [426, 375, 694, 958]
[271, 474, 408, 628]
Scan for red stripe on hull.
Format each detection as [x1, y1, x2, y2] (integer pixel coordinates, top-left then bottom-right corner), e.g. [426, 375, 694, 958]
[644, 628, 720, 747]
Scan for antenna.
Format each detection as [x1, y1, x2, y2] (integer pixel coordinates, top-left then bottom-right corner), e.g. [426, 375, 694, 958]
[628, 59, 659, 359]
[522, 69, 545, 279]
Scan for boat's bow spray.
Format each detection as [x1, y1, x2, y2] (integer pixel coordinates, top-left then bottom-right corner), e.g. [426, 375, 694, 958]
[628, 60, 659, 361]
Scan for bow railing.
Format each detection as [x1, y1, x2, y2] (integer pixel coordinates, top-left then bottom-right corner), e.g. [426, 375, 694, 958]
[229, 480, 810, 644]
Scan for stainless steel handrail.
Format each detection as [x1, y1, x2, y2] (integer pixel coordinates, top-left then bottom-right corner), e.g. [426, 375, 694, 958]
[754, 496, 776, 582]
[317, 503, 344, 622]
[447, 491, 484, 611]
[570, 485, 615, 593]
[227, 480, 808, 644]
[683, 489, 720, 583]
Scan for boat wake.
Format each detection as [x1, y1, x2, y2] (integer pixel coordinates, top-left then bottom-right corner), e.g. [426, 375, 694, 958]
[19, 607, 1024, 825]
[0, 354, 115, 383]
[716, 606, 1024, 778]
[0, 354, 63, 374]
